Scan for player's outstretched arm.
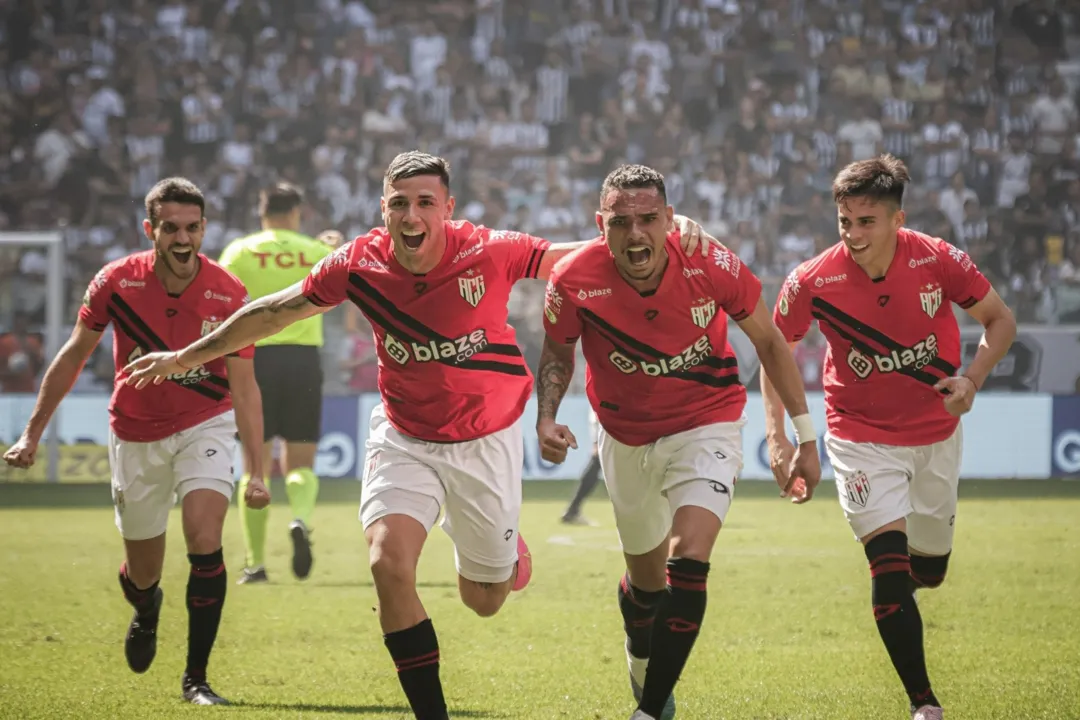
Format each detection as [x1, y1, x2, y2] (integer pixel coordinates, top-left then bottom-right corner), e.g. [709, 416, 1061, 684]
[124, 281, 328, 387]
[2, 322, 102, 469]
[535, 334, 579, 464]
[737, 298, 822, 501]
[225, 356, 270, 508]
[935, 287, 1016, 416]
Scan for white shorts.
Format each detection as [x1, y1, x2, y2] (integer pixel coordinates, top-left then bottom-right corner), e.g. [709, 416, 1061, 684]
[109, 411, 237, 541]
[826, 424, 963, 555]
[597, 417, 745, 556]
[360, 404, 523, 584]
[588, 409, 599, 448]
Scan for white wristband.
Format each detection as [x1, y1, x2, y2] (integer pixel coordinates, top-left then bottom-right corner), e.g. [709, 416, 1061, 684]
[791, 414, 816, 445]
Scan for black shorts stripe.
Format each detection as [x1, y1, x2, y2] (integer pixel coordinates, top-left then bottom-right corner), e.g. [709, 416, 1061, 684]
[525, 248, 545, 279]
[346, 291, 527, 377]
[109, 294, 230, 399]
[812, 298, 957, 376]
[811, 311, 943, 388]
[579, 309, 740, 389]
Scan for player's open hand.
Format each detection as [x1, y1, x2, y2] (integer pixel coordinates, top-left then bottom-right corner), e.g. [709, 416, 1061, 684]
[3, 436, 37, 469]
[672, 215, 709, 258]
[935, 375, 977, 417]
[244, 477, 271, 509]
[537, 418, 578, 465]
[124, 352, 186, 389]
[767, 435, 796, 495]
[787, 441, 822, 504]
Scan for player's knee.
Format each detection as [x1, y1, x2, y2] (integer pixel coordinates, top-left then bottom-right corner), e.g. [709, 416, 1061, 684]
[368, 541, 419, 591]
[910, 552, 950, 589]
[670, 505, 722, 562]
[459, 582, 509, 618]
[186, 527, 223, 556]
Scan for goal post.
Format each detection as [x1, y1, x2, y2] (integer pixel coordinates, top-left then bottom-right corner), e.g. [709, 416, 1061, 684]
[1, 231, 65, 482]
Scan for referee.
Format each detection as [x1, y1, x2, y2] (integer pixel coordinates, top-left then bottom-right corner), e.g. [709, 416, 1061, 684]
[219, 182, 333, 584]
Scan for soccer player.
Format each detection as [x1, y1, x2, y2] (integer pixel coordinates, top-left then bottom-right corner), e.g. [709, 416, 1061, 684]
[536, 164, 822, 720]
[218, 182, 333, 584]
[762, 156, 1016, 720]
[121, 152, 714, 719]
[2, 178, 270, 705]
[559, 409, 602, 525]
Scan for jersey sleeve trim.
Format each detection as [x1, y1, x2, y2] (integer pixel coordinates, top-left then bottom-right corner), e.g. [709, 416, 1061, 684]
[525, 247, 546, 279]
[78, 313, 108, 333]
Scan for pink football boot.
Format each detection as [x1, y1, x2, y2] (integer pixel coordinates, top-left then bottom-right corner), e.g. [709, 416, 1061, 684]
[512, 533, 532, 591]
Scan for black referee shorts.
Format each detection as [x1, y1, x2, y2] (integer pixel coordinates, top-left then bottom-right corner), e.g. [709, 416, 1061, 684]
[253, 345, 323, 443]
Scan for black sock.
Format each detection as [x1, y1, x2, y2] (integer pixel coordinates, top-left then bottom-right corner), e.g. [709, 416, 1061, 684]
[866, 532, 939, 708]
[566, 455, 602, 516]
[118, 563, 159, 617]
[618, 573, 666, 659]
[185, 548, 226, 682]
[384, 619, 448, 720]
[910, 552, 950, 590]
[639, 557, 710, 718]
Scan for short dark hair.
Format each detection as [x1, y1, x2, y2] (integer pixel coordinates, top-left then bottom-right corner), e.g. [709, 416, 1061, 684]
[384, 151, 451, 190]
[832, 154, 910, 208]
[145, 177, 205, 227]
[600, 164, 667, 204]
[259, 182, 304, 216]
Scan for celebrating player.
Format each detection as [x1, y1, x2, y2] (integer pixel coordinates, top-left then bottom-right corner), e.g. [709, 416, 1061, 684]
[2, 178, 268, 706]
[121, 152, 714, 719]
[219, 182, 333, 584]
[763, 155, 1016, 720]
[536, 164, 821, 720]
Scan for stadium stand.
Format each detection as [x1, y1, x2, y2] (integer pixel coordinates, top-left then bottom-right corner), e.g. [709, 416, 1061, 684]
[1, 0, 1078, 396]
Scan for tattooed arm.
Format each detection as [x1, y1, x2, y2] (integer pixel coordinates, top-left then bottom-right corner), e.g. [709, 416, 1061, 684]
[123, 282, 330, 386]
[179, 282, 325, 367]
[537, 334, 577, 422]
[536, 334, 579, 463]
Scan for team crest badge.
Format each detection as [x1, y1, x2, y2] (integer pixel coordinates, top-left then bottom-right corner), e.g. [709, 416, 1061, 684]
[458, 270, 485, 308]
[201, 318, 222, 336]
[844, 471, 871, 508]
[690, 298, 717, 329]
[919, 283, 943, 319]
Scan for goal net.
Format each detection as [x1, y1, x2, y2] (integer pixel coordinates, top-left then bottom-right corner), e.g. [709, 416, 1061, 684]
[0, 231, 66, 482]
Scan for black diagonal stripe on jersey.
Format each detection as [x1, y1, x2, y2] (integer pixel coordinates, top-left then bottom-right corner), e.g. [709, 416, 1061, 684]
[579, 310, 740, 389]
[348, 273, 520, 357]
[811, 311, 942, 388]
[109, 308, 224, 401]
[346, 291, 529, 378]
[110, 294, 169, 351]
[109, 295, 229, 400]
[525, 248, 545, 279]
[812, 298, 958, 376]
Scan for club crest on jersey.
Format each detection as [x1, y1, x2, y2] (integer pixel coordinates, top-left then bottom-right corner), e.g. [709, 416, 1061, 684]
[844, 471, 870, 508]
[458, 269, 486, 308]
[690, 298, 716, 329]
[201, 318, 222, 336]
[919, 283, 943, 318]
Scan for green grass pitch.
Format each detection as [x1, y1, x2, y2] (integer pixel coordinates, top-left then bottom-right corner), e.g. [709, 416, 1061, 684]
[1, 480, 1078, 719]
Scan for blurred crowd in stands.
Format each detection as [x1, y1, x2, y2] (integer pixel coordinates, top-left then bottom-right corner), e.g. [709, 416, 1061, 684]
[1, 0, 1079, 395]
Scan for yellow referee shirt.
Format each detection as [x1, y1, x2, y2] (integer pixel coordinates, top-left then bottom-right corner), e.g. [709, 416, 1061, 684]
[219, 229, 332, 347]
